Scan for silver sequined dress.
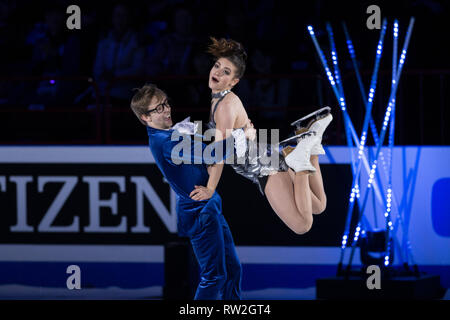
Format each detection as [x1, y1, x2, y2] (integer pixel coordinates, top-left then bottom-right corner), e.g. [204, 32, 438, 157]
[207, 91, 288, 195]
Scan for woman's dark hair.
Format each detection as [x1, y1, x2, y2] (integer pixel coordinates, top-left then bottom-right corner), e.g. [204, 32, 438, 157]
[207, 37, 247, 79]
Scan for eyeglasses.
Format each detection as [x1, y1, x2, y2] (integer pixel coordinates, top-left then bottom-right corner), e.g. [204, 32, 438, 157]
[146, 99, 171, 114]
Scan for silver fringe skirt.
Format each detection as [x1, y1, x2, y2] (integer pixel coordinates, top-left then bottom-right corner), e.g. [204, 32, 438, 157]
[228, 130, 288, 195]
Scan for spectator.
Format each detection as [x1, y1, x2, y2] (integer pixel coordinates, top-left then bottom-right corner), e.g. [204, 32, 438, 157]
[0, 0, 28, 106]
[78, 4, 100, 77]
[249, 47, 289, 123]
[93, 3, 145, 106]
[223, 8, 249, 45]
[143, 1, 170, 41]
[185, 48, 212, 112]
[141, 1, 170, 62]
[28, 6, 81, 108]
[145, 6, 197, 76]
[0, 0, 25, 75]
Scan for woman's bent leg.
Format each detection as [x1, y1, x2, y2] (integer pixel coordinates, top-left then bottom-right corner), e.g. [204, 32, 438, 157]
[286, 156, 327, 215]
[264, 171, 313, 234]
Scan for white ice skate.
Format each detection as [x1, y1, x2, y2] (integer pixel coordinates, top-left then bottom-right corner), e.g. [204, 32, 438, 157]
[280, 130, 319, 173]
[290, 107, 333, 155]
[290, 106, 331, 128]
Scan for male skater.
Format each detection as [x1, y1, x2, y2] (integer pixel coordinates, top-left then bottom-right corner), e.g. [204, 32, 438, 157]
[130, 83, 241, 300]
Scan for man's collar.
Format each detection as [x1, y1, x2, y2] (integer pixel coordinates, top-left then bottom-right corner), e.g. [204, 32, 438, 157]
[146, 125, 172, 135]
[147, 117, 197, 136]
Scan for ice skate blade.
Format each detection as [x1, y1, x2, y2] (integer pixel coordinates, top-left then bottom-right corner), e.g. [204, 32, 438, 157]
[291, 106, 331, 128]
[278, 130, 316, 147]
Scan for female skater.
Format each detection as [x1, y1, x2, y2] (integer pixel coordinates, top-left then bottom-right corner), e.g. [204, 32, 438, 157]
[189, 37, 333, 234]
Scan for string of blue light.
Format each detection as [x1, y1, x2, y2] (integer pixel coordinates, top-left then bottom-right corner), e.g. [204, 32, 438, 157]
[343, 20, 409, 266]
[307, 25, 360, 179]
[347, 17, 415, 268]
[337, 20, 388, 256]
[348, 20, 388, 247]
[352, 18, 414, 248]
[385, 19, 417, 268]
[383, 19, 399, 267]
[343, 21, 401, 215]
[307, 25, 388, 268]
[326, 23, 345, 98]
[308, 18, 416, 271]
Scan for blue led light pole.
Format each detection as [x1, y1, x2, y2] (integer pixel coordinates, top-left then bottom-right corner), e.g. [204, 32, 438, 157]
[337, 20, 389, 270]
[346, 17, 415, 269]
[307, 25, 386, 206]
[383, 20, 399, 267]
[307, 24, 389, 271]
[344, 19, 410, 268]
[307, 17, 415, 275]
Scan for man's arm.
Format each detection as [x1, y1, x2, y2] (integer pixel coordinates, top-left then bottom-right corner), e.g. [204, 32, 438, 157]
[163, 131, 235, 166]
[190, 100, 236, 201]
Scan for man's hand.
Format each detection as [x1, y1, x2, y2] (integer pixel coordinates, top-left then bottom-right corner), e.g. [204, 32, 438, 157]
[190, 185, 214, 201]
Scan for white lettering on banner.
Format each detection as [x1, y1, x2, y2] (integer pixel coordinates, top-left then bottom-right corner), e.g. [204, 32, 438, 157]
[38, 176, 79, 232]
[83, 176, 127, 233]
[9, 176, 34, 232]
[2, 175, 176, 234]
[130, 176, 177, 233]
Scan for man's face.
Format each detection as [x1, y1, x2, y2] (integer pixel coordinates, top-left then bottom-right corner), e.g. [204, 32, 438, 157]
[142, 95, 173, 129]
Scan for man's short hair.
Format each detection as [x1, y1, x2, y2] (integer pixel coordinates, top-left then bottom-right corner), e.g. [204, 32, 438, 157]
[130, 84, 165, 126]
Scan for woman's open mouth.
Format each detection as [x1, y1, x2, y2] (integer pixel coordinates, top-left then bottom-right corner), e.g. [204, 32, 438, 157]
[211, 76, 219, 83]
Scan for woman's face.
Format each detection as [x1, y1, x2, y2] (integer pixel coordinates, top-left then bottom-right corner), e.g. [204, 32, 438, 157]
[208, 57, 240, 92]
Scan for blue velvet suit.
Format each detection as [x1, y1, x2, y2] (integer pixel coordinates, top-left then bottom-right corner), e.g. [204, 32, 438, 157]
[147, 126, 241, 300]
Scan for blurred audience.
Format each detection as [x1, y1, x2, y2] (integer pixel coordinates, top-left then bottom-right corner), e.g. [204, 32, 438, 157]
[142, 1, 170, 62]
[145, 6, 197, 76]
[248, 47, 289, 122]
[185, 48, 211, 111]
[27, 7, 81, 108]
[0, 0, 445, 134]
[0, 0, 26, 106]
[93, 3, 145, 106]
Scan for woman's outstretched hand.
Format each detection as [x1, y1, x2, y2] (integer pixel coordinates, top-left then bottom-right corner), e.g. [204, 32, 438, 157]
[190, 185, 214, 201]
[244, 119, 256, 140]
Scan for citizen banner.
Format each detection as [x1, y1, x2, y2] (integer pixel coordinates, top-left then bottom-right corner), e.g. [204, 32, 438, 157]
[0, 146, 352, 246]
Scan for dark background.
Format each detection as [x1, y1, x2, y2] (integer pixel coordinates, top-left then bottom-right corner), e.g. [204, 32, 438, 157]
[0, 0, 449, 145]
[0, 1, 449, 297]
